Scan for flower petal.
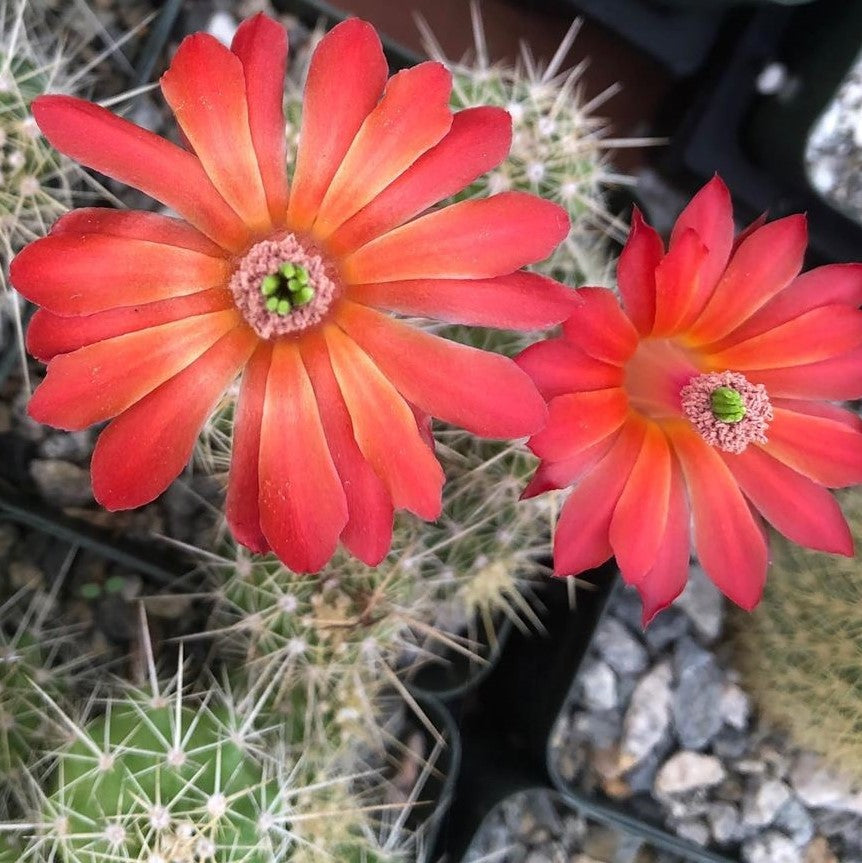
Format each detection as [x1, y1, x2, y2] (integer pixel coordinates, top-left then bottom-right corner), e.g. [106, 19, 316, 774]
[689, 215, 807, 343]
[528, 389, 629, 461]
[258, 340, 348, 572]
[724, 445, 852, 555]
[287, 19, 387, 231]
[341, 192, 569, 284]
[748, 347, 862, 400]
[91, 325, 256, 510]
[553, 418, 646, 577]
[50, 208, 226, 257]
[336, 300, 547, 438]
[707, 263, 862, 351]
[326, 106, 511, 254]
[668, 422, 768, 610]
[617, 207, 663, 335]
[11, 233, 231, 316]
[301, 332, 394, 565]
[515, 338, 623, 400]
[31, 96, 250, 251]
[610, 422, 672, 583]
[763, 405, 862, 488]
[561, 287, 639, 364]
[348, 271, 574, 330]
[669, 175, 734, 325]
[28, 310, 240, 430]
[26, 289, 234, 362]
[312, 62, 453, 238]
[636, 455, 690, 626]
[323, 324, 443, 520]
[231, 13, 290, 224]
[651, 228, 709, 336]
[226, 343, 272, 555]
[521, 433, 619, 499]
[161, 34, 270, 233]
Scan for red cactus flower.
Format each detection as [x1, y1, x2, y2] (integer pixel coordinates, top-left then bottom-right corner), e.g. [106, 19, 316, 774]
[517, 176, 862, 623]
[12, 14, 572, 572]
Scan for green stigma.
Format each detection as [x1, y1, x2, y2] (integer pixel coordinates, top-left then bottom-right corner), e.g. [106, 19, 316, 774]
[710, 386, 746, 423]
[259, 262, 315, 315]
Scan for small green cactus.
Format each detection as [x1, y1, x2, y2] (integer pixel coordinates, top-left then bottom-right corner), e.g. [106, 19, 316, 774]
[733, 487, 862, 782]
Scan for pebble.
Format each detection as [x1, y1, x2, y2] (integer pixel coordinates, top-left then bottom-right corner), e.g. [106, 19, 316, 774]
[720, 682, 751, 731]
[776, 797, 815, 848]
[672, 638, 724, 749]
[207, 10, 238, 45]
[708, 802, 742, 845]
[791, 753, 862, 813]
[593, 617, 648, 676]
[674, 565, 723, 643]
[619, 661, 672, 769]
[578, 659, 618, 712]
[804, 837, 838, 863]
[675, 818, 710, 846]
[743, 779, 793, 829]
[642, 607, 689, 654]
[742, 831, 803, 863]
[29, 459, 92, 507]
[654, 752, 726, 797]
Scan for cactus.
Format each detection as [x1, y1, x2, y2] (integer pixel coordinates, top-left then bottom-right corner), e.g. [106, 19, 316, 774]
[732, 487, 862, 782]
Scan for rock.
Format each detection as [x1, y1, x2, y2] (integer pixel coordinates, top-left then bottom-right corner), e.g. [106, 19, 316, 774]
[655, 752, 726, 797]
[30, 459, 92, 507]
[619, 662, 672, 769]
[578, 659, 618, 712]
[593, 618, 648, 676]
[39, 431, 92, 461]
[708, 802, 742, 845]
[743, 780, 793, 829]
[643, 607, 689, 654]
[791, 753, 862, 813]
[776, 797, 815, 848]
[742, 832, 803, 863]
[804, 837, 839, 863]
[207, 10, 238, 45]
[610, 587, 645, 632]
[712, 727, 751, 760]
[676, 818, 710, 846]
[572, 708, 623, 750]
[675, 565, 724, 643]
[720, 682, 751, 731]
[672, 638, 724, 749]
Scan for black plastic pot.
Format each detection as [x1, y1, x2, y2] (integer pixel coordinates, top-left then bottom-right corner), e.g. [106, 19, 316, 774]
[670, 0, 862, 264]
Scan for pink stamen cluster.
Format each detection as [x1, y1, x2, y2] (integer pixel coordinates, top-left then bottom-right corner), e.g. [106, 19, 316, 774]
[229, 234, 339, 340]
[680, 370, 773, 454]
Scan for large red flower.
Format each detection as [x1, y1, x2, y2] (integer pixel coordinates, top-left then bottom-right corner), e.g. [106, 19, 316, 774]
[517, 177, 862, 622]
[12, 14, 572, 572]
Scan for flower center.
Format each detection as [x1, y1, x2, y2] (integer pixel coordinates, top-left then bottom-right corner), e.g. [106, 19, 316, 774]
[229, 234, 340, 340]
[680, 370, 772, 454]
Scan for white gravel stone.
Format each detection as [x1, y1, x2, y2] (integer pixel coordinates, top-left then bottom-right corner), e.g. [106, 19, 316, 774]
[619, 662, 672, 769]
[720, 682, 751, 731]
[675, 565, 724, 643]
[791, 753, 862, 814]
[743, 780, 793, 828]
[579, 659, 618, 712]
[593, 618, 648, 676]
[655, 752, 726, 797]
[742, 831, 802, 863]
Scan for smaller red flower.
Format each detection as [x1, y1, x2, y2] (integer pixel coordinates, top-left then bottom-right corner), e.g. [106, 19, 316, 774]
[517, 176, 862, 623]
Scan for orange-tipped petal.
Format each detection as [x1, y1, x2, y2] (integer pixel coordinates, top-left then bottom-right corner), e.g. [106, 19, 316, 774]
[553, 419, 646, 577]
[668, 422, 768, 610]
[348, 271, 575, 330]
[26, 289, 234, 362]
[231, 14, 290, 224]
[31, 96, 250, 251]
[28, 310, 240, 430]
[336, 300, 547, 438]
[301, 333, 394, 565]
[636, 454, 690, 626]
[724, 445, 853, 555]
[562, 287, 639, 364]
[610, 422, 672, 583]
[521, 433, 620, 499]
[651, 228, 708, 336]
[706, 305, 862, 370]
[50, 208, 226, 257]
[287, 19, 387, 231]
[515, 338, 623, 400]
[92, 325, 256, 510]
[707, 263, 862, 351]
[748, 347, 862, 400]
[669, 175, 734, 325]
[11, 233, 231, 316]
[617, 207, 663, 335]
[258, 341, 348, 572]
[689, 214, 807, 343]
[327, 106, 511, 254]
[161, 34, 270, 233]
[323, 324, 443, 520]
[226, 343, 272, 555]
[763, 404, 862, 488]
[528, 389, 629, 462]
[312, 61, 453, 238]
[342, 192, 569, 284]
